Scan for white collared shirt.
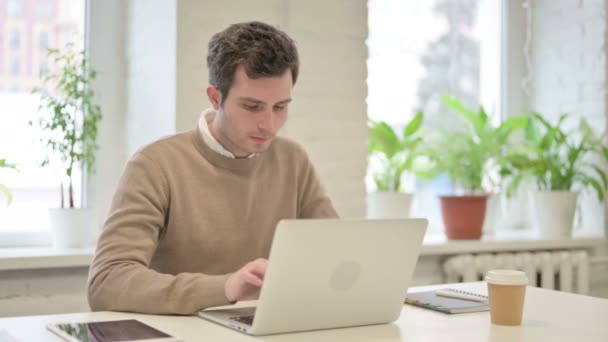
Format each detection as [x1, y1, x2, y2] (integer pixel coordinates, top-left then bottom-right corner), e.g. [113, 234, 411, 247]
[198, 108, 255, 159]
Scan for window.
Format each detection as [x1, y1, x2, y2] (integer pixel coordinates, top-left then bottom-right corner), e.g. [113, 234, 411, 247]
[9, 58, 20, 75]
[367, 0, 502, 232]
[37, 1, 53, 20]
[7, 0, 23, 18]
[0, 0, 85, 246]
[39, 31, 50, 49]
[38, 60, 49, 76]
[9, 29, 20, 49]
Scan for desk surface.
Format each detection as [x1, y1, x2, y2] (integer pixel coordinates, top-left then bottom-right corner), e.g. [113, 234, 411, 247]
[1, 282, 607, 342]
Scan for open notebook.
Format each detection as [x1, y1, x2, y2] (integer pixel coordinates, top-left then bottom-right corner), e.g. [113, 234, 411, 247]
[405, 290, 489, 314]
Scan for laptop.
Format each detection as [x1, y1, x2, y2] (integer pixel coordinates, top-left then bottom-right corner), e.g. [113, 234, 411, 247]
[198, 218, 428, 336]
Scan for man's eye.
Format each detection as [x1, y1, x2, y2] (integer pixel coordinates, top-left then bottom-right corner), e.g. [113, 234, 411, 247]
[243, 104, 261, 111]
[274, 105, 286, 111]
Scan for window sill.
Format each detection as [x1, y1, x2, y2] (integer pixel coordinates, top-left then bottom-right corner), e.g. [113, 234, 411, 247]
[0, 231, 605, 271]
[0, 246, 95, 271]
[421, 229, 606, 255]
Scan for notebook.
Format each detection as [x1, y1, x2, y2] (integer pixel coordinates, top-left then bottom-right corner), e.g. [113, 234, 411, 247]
[405, 289, 490, 314]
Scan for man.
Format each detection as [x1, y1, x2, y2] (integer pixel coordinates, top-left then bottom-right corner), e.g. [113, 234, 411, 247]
[87, 21, 338, 315]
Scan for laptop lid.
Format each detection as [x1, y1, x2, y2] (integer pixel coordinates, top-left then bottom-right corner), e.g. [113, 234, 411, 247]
[248, 218, 427, 335]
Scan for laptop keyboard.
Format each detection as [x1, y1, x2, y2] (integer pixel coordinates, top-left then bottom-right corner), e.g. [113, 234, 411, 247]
[229, 315, 254, 326]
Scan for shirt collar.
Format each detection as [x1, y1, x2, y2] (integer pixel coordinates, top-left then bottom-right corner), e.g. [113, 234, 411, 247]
[198, 108, 255, 159]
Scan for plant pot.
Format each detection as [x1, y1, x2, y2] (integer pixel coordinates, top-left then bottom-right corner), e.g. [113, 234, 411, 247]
[481, 193, 500, 236]
[498, 184, 530, 230]
[529, 191, 577, 238]
[439, 195, 489, 239]
[48, 208, 94, 248]
[366, 192, 413, 218]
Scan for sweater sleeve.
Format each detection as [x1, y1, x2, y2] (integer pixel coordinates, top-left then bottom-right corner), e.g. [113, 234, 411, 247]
[87, 152, 232, 315]
[297, 152, 339, 219]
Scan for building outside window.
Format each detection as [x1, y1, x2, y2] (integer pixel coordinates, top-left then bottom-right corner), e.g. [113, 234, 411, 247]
[9, 57, 20, 76]
[9, 29, 21, 49]
[0, 0, 85, 246]
[37, 1, 53, 20]
[39, 31, 50, 49]
[367, 0, 502, 232]
[38, 60, 49, 76]
[8, 0, 23, 18]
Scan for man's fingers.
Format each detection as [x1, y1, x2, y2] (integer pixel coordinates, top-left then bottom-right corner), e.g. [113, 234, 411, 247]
[249, 259, 268, 279]
[243, 271, 263, 287]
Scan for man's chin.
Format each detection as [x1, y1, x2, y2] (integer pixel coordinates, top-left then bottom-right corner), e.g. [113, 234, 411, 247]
[248, 138, 273, 153]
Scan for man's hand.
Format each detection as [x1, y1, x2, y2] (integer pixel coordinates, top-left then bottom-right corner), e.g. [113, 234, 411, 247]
[224, 258, 268, 302]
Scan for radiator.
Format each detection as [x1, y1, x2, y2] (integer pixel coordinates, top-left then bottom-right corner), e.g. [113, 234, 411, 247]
[442, 250, 590, 294]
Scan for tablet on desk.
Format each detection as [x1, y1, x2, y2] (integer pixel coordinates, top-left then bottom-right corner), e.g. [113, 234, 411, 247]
[47, 319, 181, 342]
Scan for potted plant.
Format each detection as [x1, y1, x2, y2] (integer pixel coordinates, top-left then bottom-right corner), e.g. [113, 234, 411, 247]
[30, 43, 102, 248]
[0, 159, 17, 206]
[367, 111, 425, 218]
[502, 113, 608, 238]
[425, 96, 528, 239]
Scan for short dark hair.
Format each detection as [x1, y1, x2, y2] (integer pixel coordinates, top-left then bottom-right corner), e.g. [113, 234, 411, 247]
[207, 21, 299, 104]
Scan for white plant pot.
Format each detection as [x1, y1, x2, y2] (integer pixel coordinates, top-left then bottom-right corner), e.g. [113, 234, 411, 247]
[482, 193, 500, 236]
[48, 208, 94, 248]
[366, 192, 413, 219]
[529, 191, 577, 238]
[499, 187, 529, 230]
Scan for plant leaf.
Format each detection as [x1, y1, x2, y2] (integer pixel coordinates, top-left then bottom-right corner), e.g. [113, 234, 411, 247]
[583, 176, 605, 202]
[0, 183, 12, 206]
[496, 116, 529, 140]
[441, 95, 484, 132]
[403, 111, 423, 137]
[369, 120, 400, 158]
[587, 164, 608, 190]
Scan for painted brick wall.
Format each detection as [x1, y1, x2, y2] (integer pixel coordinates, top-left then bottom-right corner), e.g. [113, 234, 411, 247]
[529, 0, 607, 236]
[528, 0, 608, 298]
[125, 0, 177, 157]
[175, 0, 368, 218]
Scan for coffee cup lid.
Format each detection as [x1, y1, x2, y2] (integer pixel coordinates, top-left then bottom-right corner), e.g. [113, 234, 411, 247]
[485, 270, 528, 285]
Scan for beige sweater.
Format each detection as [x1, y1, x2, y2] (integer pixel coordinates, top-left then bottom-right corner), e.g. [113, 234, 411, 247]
[87, 127, 338, 314]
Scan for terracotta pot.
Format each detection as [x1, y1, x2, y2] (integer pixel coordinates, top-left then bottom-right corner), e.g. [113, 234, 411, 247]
[439, 195, 489, 239]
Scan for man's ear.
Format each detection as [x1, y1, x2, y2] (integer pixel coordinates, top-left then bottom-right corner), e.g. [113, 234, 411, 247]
[206, 85, 222, 110]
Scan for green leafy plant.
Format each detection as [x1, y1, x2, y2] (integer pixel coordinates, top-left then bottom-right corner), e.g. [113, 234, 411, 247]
[0, 159, 17, 206]
[424, 96, 528, 194]
[503, 113, 608, 201]
[30, 43, 102, 208]
[368, 111, 425, 191]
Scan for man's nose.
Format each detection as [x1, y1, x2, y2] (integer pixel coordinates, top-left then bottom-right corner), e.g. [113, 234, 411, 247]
[258, 109, 275, 133]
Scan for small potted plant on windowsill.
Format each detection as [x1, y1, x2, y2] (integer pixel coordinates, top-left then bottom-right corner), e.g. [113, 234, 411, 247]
[31, 43, 102, 248]
[502, 113, 608, 238]
[424, 96, 528, 239]
[0, 159, 17, 206]
[367, 111, 425, 218]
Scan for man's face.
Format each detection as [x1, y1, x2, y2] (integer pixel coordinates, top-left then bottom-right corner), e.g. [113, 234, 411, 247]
[207, 65, 292, 158]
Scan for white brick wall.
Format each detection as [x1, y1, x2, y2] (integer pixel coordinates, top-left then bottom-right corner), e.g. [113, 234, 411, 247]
[530, 0, 606, 126]
[528, 0, 608, 297]
[175, 0, 368, 218]
[125, 0, 177, 157]
[528, 0, 607, 236]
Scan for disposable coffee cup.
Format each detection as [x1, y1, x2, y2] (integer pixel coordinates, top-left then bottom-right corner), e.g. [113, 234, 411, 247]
[485, 270, 528, 326]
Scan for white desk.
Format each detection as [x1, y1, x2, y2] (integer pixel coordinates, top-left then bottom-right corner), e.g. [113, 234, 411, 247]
[1, 282, 607, 341]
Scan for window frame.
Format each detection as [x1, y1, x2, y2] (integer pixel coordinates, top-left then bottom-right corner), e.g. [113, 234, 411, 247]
[0, 0, 127, 248]
[365, 0, 508, 234]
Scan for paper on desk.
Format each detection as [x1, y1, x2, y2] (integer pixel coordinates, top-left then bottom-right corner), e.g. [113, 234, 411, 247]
[0, 330, 20, 342]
